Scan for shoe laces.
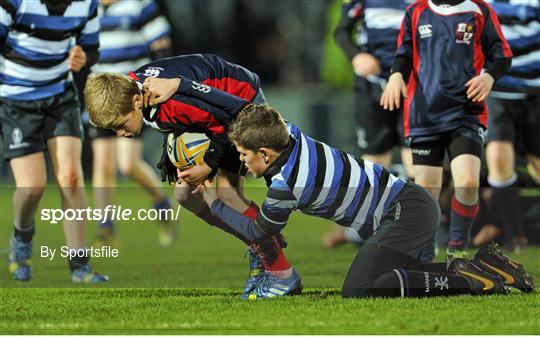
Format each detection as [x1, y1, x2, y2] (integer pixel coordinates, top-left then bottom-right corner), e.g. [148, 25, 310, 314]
[256, 272, 281, 292]
[247, 249, 263, 271]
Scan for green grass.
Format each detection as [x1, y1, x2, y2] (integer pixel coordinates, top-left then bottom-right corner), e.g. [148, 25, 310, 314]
[1, 182, 539, 334]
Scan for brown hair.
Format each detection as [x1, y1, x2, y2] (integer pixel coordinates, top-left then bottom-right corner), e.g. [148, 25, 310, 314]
[84, 73, 140, 129]
[229, 104, 289, 152]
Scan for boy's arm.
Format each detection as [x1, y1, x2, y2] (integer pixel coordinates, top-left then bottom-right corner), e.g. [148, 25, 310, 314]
[137, 0, 171, 45]
[176, 77, 250, 113]
[205, 181, 297, 242]
[142, 77, 249, 116]
[334, 0, 381, 77]
[481, 4, 513, 82]
[380, 7, 413, 111]
[75, 0, 100, 68]
[392, 7, 414, 78]
[334, 0, 364, 61]
[0, 0, 15, 44]
[202, 132, 230, 173]
[136, 0, 173, 59]
[465, 4, 513, 103]
[157, 93, 249, 179]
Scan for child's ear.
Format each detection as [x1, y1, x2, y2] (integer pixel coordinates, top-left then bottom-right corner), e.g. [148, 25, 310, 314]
[259, 148, 271, 164]
[132, 94, 143, 110]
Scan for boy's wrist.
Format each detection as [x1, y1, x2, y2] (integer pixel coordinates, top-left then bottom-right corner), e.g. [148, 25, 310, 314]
[173, 77, 181, 89]
[203, 161, 218, 180]
[482, 72, 495, 82]
[389, 72, 404, 81]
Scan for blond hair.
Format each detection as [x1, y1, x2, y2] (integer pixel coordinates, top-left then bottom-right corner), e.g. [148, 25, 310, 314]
[84, 73, 140, 129]
[229, 104, 289, 152]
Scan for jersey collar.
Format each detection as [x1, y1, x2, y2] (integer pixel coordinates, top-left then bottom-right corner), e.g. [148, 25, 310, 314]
[428, 0, 482, 15]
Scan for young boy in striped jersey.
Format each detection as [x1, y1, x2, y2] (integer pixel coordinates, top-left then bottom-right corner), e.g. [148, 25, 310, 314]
[1, 0, 107, 283]
[201, 104, 534, 299]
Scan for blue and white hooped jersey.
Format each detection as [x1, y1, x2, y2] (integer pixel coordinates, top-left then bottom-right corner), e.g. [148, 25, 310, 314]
[260, 123, 406, 235]
[0, 0, 99, 101]
[340, 0, 413, 76]
[91, 0, 171, 74]
[487, 0, 540, 97]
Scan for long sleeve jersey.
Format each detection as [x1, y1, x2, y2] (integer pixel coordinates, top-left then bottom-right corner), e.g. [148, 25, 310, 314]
[488, 0, 540, 98]
[128, 54, 260, 169]
[395, 0, 512, 137]
[210, 123, 406, 242]
[334, 0, 412, 79]
[0, 0, 100, 100]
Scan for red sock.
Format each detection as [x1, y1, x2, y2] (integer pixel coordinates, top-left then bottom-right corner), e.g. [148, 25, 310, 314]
[263, 237, 292, 271]
[244, 202, 291, 271]
[243, 201, 259, 220]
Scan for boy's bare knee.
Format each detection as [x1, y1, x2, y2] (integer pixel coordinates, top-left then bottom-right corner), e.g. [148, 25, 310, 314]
[16, 186, 45, 202]
[453, 175, 479, 189]
[56, 166, 81, 188]
[118, 160, 137, 178]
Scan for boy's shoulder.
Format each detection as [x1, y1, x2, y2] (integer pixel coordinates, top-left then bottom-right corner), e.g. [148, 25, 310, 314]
[404, 0, 428, 13]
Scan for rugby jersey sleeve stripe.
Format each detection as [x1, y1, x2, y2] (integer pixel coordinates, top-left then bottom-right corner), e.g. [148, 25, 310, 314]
[395, 5, 413, 61]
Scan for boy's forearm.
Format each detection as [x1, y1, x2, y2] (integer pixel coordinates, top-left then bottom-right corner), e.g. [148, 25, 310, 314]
[83, 46, 99, 68]
[177, 76, 247, 114]
[485, 57, 512, 82]
[334, 13, 363, 61]
[203, 133, 230, 171]
[391, 55, 412, 79]
[210, 200, 269, 242]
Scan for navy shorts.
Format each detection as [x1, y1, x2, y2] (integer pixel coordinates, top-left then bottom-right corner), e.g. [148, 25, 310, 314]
[354, 76, 403, 155]
[407, 123, 485, 166]
[486, 95, 540, 157]
[0, 83, 83, 160]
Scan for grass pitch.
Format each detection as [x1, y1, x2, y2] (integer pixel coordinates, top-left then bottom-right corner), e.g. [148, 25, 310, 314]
[1, 182, 539, 334]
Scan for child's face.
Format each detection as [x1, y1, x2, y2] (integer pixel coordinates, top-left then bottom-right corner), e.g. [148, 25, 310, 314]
[235, 144, 269, 178]
[115, 95, 144, 138]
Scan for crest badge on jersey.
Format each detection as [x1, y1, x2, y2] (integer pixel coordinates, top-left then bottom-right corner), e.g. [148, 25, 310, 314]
[143, 67, 163, 78]
[456, 23, 474, 45]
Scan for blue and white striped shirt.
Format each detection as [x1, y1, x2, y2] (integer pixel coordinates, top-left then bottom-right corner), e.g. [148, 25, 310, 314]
[0, 0, 100, 100]
[211, 123, 406, 241]
[260, 123, 406, 233]
[92, 0, 170, 74]
[488, 0, 540, 96]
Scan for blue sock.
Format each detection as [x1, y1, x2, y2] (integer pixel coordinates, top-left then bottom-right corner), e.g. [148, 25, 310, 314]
[449, 196, 478, 251]
[154, 197, 171, 210]
[98, 218, 114, 231]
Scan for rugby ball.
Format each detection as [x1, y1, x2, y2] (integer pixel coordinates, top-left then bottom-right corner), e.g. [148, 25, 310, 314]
[167, 133, 210, 171]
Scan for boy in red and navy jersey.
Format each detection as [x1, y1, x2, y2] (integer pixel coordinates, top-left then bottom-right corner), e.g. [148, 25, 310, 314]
[85, 54, 294, 297]
[381, 0, 512, 260]
[128, 54, 262, 178]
